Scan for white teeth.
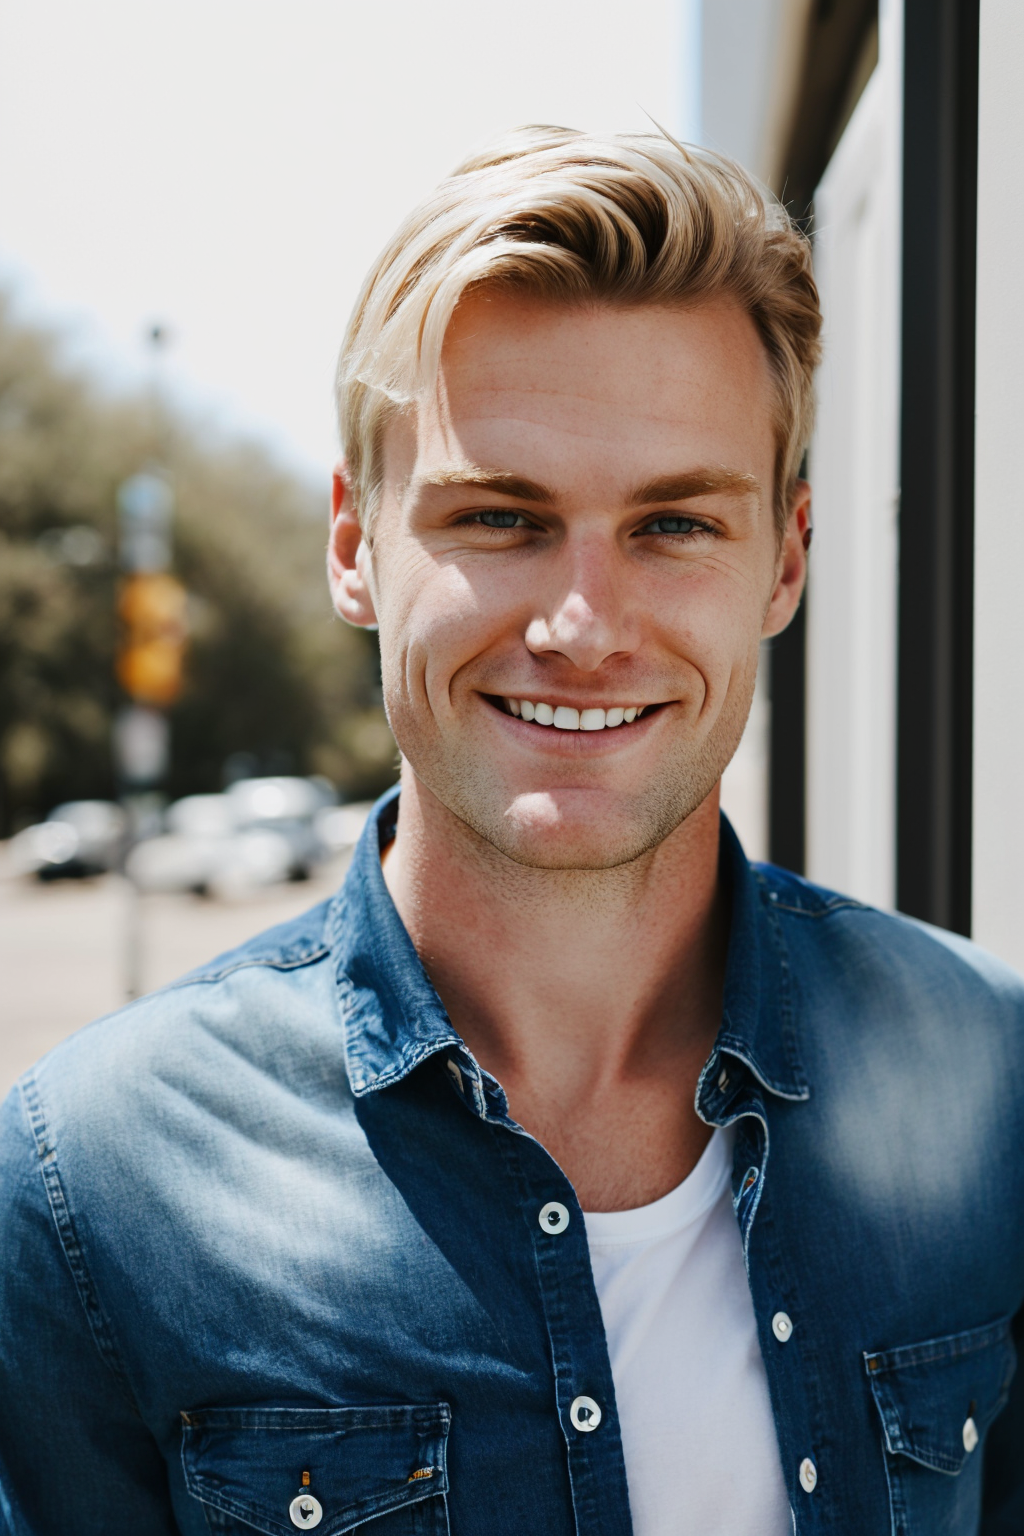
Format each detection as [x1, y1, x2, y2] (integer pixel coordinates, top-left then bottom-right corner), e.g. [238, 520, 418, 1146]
[505, 699, 652, 731]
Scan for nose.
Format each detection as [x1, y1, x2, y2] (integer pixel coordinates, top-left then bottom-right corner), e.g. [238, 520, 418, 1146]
[524, 539, 640, 672]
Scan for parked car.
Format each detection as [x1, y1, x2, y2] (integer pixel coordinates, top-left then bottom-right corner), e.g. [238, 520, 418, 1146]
[126, 777, 340, 898]
[224, 775, 334, 878]
[8, 801, 127, 880]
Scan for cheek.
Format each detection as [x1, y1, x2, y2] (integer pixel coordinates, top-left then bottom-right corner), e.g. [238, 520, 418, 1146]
[652, 561, 767, 674]
[375, 554, 521, 701]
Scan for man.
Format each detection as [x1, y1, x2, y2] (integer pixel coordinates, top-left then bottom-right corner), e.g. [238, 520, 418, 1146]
[1, 127, 1022, 1536]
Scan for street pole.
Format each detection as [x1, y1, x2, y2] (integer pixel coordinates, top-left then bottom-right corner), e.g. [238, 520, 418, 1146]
[113, 326, 187, 999]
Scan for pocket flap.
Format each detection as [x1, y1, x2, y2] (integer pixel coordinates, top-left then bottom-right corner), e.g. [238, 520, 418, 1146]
[180, 1403, 450, 1535]
[864, 1317, 1015, 1475]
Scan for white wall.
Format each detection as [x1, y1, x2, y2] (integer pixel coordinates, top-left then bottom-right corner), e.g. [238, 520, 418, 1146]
[700, 0, 812, 186]
[804, 0, 902, 907]
[720, 656, 770, 861]
[972, 0, 1024, 969]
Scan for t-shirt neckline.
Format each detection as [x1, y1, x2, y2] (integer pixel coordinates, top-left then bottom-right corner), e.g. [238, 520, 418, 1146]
[582, 1126, 734, 1247]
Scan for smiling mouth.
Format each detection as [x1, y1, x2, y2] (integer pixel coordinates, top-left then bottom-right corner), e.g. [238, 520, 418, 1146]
[487, 696, 666, 732]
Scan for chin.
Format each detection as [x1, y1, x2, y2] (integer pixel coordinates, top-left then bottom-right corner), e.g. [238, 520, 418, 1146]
[485, 791, 676, 871]
[405, 738, 729, 869]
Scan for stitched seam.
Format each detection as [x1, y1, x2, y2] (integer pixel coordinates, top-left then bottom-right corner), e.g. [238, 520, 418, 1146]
[363, 1037, 461, 1093]
[863, 1317, 1012, 1374]
[771, 899, 870, 918]
[715, 1032, 810, 1102]
[163, 945, 330, 993]
[326, 884, 349, 950]
[18, 1073, 141, 1415]
[186, 1406, 451, 1430]
[189, 1477, 441, 1532]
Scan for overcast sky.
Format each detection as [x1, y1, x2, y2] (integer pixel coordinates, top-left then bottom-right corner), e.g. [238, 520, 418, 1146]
[0, 0, 699, 485]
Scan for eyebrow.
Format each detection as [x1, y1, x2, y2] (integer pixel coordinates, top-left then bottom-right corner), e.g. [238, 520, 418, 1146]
[626, 469, 761, 504]
[412, 467, 555, 504]
[410, 464, 760, 507]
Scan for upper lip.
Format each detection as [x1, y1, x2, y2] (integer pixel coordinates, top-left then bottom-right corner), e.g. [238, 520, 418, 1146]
[485, 692, 668, 709]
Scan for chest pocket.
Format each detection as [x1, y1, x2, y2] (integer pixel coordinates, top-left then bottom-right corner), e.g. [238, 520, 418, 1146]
[864, 1317, 1015, 1535]
[180, 1403, 450, 1536]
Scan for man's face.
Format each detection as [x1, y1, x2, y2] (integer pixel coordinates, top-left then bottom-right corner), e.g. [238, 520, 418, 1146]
[331, 292, 807, 869]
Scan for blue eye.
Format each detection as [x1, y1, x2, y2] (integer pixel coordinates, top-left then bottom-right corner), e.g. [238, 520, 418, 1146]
[643, 516, 700, 535]
[476, 510, 526, 529]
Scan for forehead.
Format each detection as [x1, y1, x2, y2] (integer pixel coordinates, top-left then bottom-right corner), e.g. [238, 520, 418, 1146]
[383, 291, 778, 497]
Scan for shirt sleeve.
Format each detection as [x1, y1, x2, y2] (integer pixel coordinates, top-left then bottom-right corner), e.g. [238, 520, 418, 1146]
[0, 1083, 178, 1535]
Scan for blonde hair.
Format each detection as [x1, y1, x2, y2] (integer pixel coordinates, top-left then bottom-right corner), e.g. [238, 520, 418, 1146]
[336, 125, 821, 539]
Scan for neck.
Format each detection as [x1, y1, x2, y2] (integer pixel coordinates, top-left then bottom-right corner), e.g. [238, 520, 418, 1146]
[381, 768, 729, 1207]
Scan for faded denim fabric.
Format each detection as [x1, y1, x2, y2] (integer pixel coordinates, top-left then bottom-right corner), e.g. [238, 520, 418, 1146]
[1, 785, 1023, 1535]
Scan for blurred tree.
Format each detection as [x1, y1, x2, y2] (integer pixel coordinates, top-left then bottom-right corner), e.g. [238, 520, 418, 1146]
[0, 295, 396, 836]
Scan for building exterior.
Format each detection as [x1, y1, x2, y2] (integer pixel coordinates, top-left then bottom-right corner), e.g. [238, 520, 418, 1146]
[706, 0, 1022, 974]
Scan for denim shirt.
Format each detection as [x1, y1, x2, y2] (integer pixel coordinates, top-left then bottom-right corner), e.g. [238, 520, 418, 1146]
[2, 787, 1023, 1536]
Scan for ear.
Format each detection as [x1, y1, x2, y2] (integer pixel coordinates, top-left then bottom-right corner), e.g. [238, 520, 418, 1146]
[762, 480, 811, 638]
[328, 463, 378, 628]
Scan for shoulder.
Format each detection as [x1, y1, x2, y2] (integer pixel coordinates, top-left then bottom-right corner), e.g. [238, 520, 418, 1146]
[752, 860, 1024, 1020]
[11, 895, 350, 1181]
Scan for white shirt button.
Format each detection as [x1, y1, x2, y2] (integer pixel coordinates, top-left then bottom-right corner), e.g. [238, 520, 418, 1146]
[717, 1065, 730, 1091]
[539, 1201, 570, 1234]
[569, 1395, 602, 1432]
[772, 1311, 793, 1342]
[289, 1493, 323, 1528]
[799, 1457, 817, 1493]
[963, 1416, 979, 1453]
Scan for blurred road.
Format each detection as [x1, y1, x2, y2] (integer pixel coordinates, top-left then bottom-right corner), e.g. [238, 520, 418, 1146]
[0, 852, 353, 1099]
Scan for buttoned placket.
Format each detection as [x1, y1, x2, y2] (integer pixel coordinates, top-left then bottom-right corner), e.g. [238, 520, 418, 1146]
[441, 1047, 634, 1536]
[699, 1053, 823, 1532]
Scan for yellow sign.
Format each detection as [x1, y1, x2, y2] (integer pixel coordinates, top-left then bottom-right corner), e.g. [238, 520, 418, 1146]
[116, 573, 188, 706]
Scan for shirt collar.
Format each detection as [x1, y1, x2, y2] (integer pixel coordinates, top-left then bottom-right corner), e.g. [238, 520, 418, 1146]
[713, 816, 810, 1103]
[329, 785, 460, 1096]
[330, 786, 808, 1104]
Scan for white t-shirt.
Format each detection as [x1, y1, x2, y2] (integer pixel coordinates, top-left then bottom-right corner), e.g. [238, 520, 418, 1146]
[583, 1129, 791, 1536]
